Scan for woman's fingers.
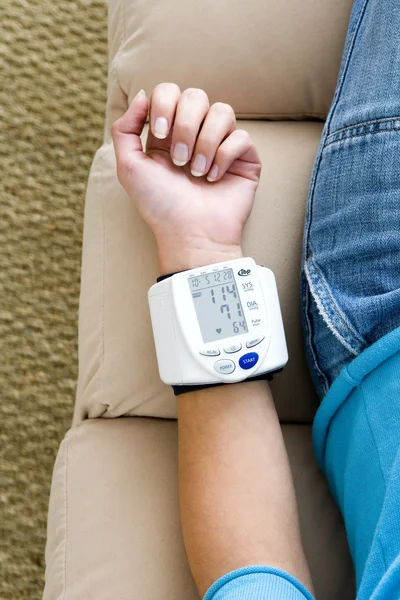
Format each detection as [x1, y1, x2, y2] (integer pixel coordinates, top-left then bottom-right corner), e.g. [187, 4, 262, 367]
[170, 88, 210, 166]
[190, 102, 236, 177]
[111, 89, 150, 174]
[207, 129, 262, 183]
[149, 82, 181, 140]
[148, 84, 211, 166]
[145, 83, 261, 183]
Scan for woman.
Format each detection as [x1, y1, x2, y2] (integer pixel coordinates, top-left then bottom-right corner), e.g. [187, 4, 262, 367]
[111, 0, 400, 597]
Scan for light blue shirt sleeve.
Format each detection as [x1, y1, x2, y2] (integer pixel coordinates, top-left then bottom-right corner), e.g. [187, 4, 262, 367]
[203, 566, 315, 600]
[313, 326, 400, 599]
[204, 328, 400, 600]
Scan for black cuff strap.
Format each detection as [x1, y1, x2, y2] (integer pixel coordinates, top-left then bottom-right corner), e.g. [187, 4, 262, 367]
[155, 270, 282, 396]
[172, 368, 283, 396]
[156, 269, 187, 283]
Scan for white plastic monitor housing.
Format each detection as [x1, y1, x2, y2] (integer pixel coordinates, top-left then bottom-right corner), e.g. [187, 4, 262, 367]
[148, 257, 288, 386]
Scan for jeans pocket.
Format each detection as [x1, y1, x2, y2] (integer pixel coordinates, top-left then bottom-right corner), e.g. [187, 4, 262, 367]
[304, 252, 366, 357]
[301, 253, 367, 400]
[302, 124, 400, 398]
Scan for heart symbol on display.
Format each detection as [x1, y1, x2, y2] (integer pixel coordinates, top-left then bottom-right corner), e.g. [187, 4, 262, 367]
[216, 328, 222, 334]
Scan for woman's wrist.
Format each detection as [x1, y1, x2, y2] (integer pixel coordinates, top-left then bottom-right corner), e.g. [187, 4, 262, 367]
[157, 239, 243, 276]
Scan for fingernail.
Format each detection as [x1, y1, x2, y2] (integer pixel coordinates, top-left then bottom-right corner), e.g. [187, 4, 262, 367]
[132, 88, 146, 102]
[191, 154, 207, 177]
[154, 116, 169, 139]
[207, 164, 219, 182]
[173, 143, 189, 166]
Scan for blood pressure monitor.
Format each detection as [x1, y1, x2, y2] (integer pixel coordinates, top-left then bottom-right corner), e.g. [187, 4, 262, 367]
[148, 257, 288, 389]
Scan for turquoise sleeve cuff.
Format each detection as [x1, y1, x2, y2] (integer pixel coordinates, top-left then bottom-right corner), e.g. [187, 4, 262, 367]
[203, 566, 315, 600]
[312, 325, 400, 469]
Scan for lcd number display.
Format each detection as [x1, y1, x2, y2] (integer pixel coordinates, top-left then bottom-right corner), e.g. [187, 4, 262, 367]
[189, 269, 248, 343]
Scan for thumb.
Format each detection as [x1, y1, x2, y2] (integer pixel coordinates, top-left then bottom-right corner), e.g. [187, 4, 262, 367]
[111, 89, 149, 167]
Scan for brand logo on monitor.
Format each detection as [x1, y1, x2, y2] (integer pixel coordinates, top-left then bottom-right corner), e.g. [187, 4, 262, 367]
[238, 268, 251, 276]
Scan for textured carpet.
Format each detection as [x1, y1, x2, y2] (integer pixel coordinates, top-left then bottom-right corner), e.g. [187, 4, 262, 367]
[0, 1, 107, 597]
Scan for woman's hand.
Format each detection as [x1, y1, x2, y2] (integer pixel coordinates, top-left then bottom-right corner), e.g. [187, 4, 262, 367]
[111, 83, 262, 274]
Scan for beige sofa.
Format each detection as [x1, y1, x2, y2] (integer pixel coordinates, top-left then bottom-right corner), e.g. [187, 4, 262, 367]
[43, 0, 357, 598]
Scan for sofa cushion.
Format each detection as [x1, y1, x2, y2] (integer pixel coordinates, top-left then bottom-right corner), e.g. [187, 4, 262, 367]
[105, 0, 353, 131]
[73, 121, 321, 425]
[44, 418, 355, 600]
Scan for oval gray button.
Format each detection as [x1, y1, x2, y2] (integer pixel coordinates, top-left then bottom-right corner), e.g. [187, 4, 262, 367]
[246, 335, 265, 348]
[214, 359, 235, 374]
[200, 348, 220, 357]
[223, 343, 242, 354]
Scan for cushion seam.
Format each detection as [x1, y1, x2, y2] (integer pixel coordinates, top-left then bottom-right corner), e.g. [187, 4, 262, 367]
[100, 148, 106, 411]
[76, 146, 107, 412]
[62, 436, 69, 600]
[114, 0, 125, 94]
[121, 0, 126, 46]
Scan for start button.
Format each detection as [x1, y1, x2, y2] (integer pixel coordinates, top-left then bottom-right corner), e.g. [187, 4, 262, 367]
[239, 352, 259, 370]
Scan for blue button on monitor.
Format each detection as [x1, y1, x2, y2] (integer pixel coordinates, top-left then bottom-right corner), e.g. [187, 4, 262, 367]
[239, 352, 259, 370]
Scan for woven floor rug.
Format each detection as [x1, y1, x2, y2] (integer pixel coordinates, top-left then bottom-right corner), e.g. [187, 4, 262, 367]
[1, 1, 107, 597]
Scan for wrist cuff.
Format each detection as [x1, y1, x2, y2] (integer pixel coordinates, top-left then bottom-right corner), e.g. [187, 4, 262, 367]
[155, 271, 281, 397]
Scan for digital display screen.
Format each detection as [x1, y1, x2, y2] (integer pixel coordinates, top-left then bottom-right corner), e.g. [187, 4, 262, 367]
[188, 269, 248, 343]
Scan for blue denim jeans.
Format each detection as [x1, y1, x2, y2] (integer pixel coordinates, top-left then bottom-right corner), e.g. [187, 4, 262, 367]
[302, 0, 400, 598]
[302, 0, 400, 400]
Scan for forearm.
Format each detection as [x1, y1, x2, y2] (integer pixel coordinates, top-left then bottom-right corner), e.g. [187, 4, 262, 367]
[114, 84, 313, 598]
[177, 380, 314, 597]
[156, 244, 313, 597]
